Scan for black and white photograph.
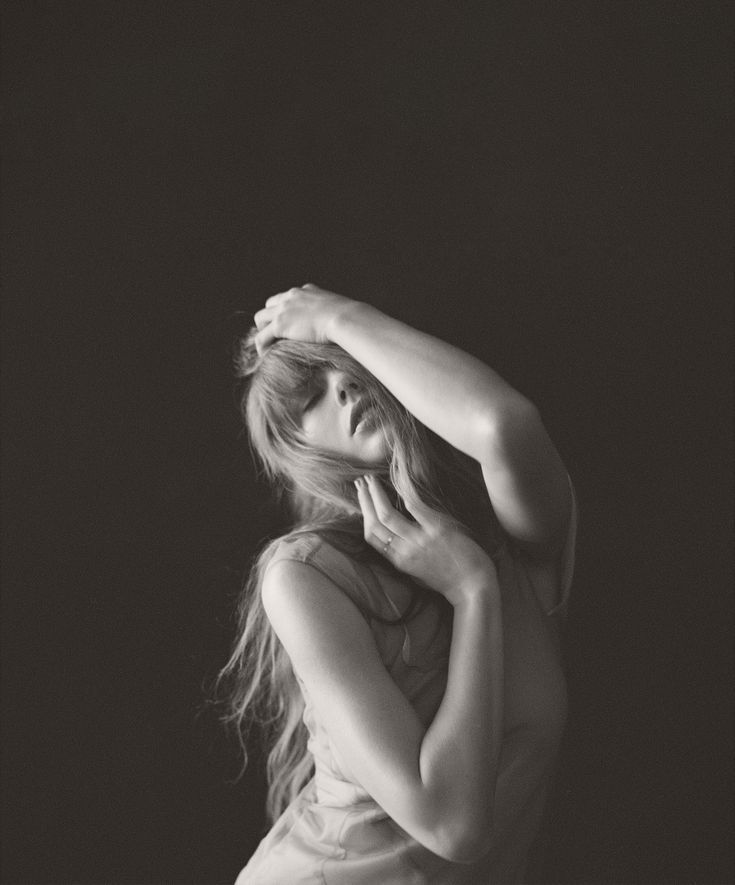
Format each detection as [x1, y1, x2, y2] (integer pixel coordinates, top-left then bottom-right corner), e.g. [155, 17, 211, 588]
[2, 2, 732, 883]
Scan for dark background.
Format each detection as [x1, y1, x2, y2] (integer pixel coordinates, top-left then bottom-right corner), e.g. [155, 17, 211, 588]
[2, 2, 732, 883]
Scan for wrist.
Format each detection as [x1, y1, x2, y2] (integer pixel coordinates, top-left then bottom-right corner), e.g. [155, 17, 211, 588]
[453, 575, 501, 610]
[325, 299, 376, 344]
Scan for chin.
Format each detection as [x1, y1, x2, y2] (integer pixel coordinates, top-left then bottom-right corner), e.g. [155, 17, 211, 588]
[358, 437, 389, 466]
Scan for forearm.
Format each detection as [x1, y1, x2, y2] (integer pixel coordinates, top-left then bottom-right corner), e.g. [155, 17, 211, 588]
[328, 301, 532, 462]
[417, 582, 504, 860]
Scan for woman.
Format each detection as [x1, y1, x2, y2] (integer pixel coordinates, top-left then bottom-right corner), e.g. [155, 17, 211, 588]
[220, 284, 577, 884]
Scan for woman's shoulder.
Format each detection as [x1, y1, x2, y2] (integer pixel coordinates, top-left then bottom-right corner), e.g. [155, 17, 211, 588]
[268, 530, 327, 566]
[265, 530, 372, 609]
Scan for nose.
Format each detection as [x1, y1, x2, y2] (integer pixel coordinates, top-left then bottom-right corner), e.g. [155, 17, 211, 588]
[334, 373, 360, 405]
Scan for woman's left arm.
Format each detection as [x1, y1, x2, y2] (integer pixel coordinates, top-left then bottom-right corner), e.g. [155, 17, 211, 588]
[254, 285, 572, 558]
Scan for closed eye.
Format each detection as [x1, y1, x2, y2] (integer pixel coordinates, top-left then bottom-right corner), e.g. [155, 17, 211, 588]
[302, 391, 322, 413]
[301, 369, 327, 414]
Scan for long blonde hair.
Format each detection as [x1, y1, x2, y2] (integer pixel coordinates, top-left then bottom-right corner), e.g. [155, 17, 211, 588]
[217, 330, 499, 822]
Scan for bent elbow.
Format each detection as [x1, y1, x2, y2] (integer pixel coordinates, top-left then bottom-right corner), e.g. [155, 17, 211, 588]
[432, 819, 494, 865]
[476, 394, 540, 456]
[446, 836, 494, 866]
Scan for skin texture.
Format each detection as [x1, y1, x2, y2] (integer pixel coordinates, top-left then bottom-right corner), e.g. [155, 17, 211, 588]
[299, 369, 388, 465]
[253, 284, 573, 861]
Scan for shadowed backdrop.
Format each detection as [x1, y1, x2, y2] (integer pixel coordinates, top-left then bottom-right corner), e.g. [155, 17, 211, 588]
[1, 2, 732, 883]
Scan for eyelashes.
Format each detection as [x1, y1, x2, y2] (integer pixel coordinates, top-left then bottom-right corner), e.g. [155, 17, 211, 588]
[302, 391, 322, 413]
[301, 372, 326, 413]
[299, 367, 363, 414]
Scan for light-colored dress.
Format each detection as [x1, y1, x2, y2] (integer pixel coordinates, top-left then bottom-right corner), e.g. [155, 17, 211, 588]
[236, 490, 577, 884]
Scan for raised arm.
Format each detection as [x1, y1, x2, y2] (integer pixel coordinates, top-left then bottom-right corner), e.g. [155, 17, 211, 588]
[262, 477, 503, 863]
[254, 285, 572, 560]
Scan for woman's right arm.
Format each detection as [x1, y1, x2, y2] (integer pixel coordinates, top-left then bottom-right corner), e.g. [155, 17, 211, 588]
[261, 479, 503, 864]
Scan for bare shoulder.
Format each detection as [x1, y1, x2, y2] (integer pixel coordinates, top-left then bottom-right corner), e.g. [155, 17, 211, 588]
[263, 557, 348, 622]
[261, 556, 324, 608]
[261, 557, 380, 677]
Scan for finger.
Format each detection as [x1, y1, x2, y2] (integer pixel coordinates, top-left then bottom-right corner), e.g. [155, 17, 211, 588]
[265, 292, 287, 308]
[265, 287, 300, 308]
[364, 475, 420, 541]
[254, 325, 278, 355]
[355, 485, 404, 563]
[253, 307, 275, 330]
[355, 476, 380, 534]
[355, 478, 395, 549]
[402, 493, 442, 529]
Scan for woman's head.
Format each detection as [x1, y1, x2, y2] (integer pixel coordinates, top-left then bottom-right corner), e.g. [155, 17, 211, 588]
[235, 330, 440, 523]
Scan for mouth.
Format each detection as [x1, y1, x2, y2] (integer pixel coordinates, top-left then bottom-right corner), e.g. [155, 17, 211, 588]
[349, 399, 370, 435]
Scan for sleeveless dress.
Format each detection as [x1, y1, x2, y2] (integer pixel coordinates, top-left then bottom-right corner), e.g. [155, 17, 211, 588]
[235, 485, 577, 884]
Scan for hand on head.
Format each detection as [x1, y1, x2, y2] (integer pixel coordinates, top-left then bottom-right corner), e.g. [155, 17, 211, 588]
[253, 284, 356, 354]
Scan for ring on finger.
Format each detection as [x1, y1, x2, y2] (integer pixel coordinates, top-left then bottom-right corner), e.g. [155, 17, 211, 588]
[383, 533, 394, 554]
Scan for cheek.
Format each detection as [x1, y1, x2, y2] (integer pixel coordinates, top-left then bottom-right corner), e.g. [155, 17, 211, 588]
[301, 418, 323, 446]
[301, 410, 337, 447]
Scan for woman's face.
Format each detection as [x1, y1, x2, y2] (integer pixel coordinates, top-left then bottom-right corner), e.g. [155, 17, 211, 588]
[299, 369, 388, 465]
